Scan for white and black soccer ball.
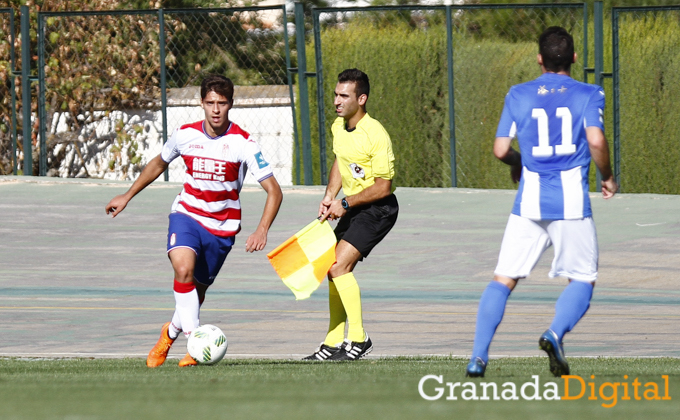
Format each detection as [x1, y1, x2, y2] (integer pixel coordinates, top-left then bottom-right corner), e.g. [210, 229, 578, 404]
[187, 324, 228, 365]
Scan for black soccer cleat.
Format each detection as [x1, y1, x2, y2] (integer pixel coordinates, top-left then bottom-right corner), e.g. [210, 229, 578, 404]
[539, 329, 570, 377]
[328, 334, 373, 361]
[302, 343, 341, 361]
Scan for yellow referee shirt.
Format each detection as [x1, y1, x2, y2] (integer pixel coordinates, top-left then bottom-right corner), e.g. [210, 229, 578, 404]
[331, 113, 396, 196]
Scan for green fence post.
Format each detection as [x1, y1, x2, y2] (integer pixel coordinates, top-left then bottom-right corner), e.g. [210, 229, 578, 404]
[446, 5, 457, 188]
[20, 5, 32, 175]
[11, 76, 17, 175]
[37, 11, 46, 176]
[282, 4, 301, 186]
[312, 10, 326, 184]
[594, 1, 604, 188]
[7, 8, 18, 175]
[611, 8, 621, 188]
[294, 1, 313, 185]
[159, 8, 169, 182]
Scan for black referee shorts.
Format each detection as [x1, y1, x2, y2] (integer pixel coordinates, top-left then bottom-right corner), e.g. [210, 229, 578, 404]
[334, 194, 398, 258]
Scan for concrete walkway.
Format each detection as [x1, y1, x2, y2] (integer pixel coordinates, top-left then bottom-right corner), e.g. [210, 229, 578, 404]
[1, 176, 678, 359]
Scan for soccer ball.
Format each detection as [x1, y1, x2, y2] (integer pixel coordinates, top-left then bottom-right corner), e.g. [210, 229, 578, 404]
[187, 324, 228, 365]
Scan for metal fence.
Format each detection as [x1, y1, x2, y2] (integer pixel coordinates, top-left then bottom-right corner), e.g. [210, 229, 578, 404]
[308, 4, 587, 188]
[612, 5, 680, 194]
[35, 6, 295, 184]
[0, 8, 17, 176]
[1, 2, 680, 194]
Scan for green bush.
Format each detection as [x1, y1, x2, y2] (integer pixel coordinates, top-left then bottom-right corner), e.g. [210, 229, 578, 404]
[297, 9, 680, 195]
[299, 13, 585, 190]
[616, 12, 680, 194]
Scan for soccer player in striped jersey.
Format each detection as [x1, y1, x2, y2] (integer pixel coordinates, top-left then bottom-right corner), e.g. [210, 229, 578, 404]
[465, 27, 618, 378]
[105, 75, 282, 367]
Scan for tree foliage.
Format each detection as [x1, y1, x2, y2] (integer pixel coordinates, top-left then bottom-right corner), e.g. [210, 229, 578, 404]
[0, 0, 289, 177]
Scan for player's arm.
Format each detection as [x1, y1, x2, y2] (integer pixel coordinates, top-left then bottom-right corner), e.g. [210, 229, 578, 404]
[245, 176, 283, 253]
[342, 176, 392, 208]
[321, 175, 392, 221]
[494, 136, 522, 183]
[105, 154, 169, 217]
[319, 160, 342, 219]
[586, 126, 618, 199]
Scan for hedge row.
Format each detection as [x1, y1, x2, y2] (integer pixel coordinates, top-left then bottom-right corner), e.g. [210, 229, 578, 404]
[296, 11, 679, 194]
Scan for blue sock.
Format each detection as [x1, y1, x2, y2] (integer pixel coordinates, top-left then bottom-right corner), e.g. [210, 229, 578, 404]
[549, 281, 594, 341]
[471, 281, 512, 363]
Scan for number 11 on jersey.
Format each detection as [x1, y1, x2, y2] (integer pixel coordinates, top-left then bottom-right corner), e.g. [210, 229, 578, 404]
[531, 107, 576, 158]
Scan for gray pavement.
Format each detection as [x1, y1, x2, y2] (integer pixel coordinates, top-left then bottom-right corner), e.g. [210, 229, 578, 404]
[1, 176, 679, 359]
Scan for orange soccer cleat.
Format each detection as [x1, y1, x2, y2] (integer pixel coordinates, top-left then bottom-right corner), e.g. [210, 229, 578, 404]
[178, 352, 198, 367]
[146, 322, 175, 368]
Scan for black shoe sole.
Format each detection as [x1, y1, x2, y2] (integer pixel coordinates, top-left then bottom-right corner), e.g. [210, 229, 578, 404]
[539, 337, 570, 377]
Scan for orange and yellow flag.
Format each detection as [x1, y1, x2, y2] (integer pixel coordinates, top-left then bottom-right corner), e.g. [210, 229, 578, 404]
[267, 219, 337, 300]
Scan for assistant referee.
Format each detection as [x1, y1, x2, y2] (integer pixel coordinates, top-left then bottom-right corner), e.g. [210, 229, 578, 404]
[303, 68, 398, 362]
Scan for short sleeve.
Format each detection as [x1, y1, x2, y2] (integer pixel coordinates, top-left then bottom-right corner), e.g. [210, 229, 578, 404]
[369, 126, 395, 180]
[495, 90, 517, 138]
[242, 139, 274, 183]
[161, 128, 180, 163]
[584, 88, 605, 130]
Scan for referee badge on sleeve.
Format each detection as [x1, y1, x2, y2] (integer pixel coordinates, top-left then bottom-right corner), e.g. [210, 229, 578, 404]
[350, 163, 365, 179]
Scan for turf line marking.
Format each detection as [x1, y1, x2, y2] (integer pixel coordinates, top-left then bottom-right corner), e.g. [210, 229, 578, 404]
[2, 352, 678, 360]
[0, 306, 678, 318]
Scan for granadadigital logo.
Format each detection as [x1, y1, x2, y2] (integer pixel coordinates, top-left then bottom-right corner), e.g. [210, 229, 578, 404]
[418, 374, 672, 408]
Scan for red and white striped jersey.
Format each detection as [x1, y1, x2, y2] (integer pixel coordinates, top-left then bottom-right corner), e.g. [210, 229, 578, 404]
[161, 120, 274, 237]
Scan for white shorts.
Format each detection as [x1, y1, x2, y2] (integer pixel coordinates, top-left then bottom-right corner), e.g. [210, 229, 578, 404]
[494, 214, 598, 282]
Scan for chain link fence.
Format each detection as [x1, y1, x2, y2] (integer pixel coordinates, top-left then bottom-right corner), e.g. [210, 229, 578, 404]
[162, 8, 292, 184]
[0, 8, 17, 175]
[38, 6, 294, 184]
[613, 6, 680, 194]
[310, 5, 585, 188]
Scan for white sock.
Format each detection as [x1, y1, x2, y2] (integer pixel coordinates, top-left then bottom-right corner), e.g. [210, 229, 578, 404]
[173, 282, 200, 338]
[168, 312, 182, 340]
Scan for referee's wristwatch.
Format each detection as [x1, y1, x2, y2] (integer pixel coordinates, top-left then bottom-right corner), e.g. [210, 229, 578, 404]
[341, 197, 350, 210]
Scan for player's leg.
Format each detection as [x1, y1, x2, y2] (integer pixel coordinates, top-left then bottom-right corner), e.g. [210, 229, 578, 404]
[147, 213, 199, 368]
[329, 241, 363, 338]
[304, 240, 363, 361]
[177, 228, 233, 367]
[467, 275, 516, 377]
[325, 278, 347, 346]
[170, 248, 200, 337]
[329, 195, 398, 361]
[466, 214, 551, 377]
[540, 217, 598, 376]
[147, 251, 197, 369]
[303, 213, 355, 361]
[303, 258, 352, 361]
[326, 241, 371, 361]
[302, 276, 347, 360]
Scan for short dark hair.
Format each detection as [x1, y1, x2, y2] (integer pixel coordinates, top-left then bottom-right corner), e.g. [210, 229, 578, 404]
[200, 74, 234, 102]
[539, 26, 574, 73]
[338, 68, 370, 98]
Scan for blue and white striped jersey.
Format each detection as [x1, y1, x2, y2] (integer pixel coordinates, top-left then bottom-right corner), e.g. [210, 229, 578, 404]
[496, 72, 605, 220]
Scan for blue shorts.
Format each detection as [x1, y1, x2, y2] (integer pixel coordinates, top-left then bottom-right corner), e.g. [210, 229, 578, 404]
[167, 212, 234, 286]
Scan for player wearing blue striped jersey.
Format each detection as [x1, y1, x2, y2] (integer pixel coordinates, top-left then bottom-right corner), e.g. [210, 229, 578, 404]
[466, 27, 618, 378]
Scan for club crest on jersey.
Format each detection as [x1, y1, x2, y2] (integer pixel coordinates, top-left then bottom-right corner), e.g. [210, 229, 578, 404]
[350, 163, 365, 179]
[255, 152, 269, 169]
[222, 144, 229, 159]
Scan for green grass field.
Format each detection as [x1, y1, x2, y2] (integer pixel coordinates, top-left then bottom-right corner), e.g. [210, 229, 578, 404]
[0, 357, 677, 420]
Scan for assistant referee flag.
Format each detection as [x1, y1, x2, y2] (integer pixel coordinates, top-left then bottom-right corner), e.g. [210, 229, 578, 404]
[267, 219, 336, 300]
